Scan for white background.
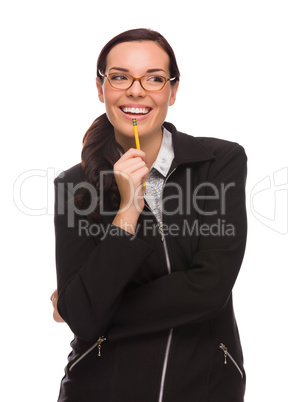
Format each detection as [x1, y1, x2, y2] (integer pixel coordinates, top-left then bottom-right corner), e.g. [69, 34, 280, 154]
[1, 0, 300, 401]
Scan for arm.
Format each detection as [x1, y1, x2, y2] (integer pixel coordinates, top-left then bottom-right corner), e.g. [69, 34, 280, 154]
[55, 181, 153, 341]
[106, 144, 248, 341]
[54, 151, 152, 341]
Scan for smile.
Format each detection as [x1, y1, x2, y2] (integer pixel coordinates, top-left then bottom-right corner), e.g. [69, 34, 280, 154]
[120, 106, 151, 115]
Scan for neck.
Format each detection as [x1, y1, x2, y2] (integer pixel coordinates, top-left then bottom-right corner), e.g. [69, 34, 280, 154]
[115, 127, 163, 170]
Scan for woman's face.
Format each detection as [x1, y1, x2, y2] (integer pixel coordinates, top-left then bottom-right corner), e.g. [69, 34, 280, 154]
[96, 41, 179, 142]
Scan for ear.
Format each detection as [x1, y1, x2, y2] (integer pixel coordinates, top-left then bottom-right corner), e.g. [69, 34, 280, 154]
[96, 77, 104, 103]
[169, 81, 179, 107]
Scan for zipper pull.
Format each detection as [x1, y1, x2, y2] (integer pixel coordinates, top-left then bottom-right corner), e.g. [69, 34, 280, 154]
[158, 221, 164, 241]
[97, 336, 106, 357]
[220, 343, 228, 364]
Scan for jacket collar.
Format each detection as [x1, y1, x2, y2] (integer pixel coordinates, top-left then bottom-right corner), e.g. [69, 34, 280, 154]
[163, 121, 214, 169]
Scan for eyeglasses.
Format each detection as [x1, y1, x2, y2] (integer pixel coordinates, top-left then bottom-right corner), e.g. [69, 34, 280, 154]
[98, 70, 176, 91]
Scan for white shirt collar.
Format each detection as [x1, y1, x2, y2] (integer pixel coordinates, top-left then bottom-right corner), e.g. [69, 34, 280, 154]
[149, 127, 174, 178]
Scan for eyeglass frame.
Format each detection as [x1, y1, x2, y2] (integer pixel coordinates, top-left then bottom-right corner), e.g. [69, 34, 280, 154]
[98, 69, 177, 92]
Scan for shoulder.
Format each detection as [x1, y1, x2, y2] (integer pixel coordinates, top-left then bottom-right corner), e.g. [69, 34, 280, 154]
[164, 121, 247, 162]
[195, 137, 245, 156]
[195, 136, 247, 161]
[54, 163, 84, 186]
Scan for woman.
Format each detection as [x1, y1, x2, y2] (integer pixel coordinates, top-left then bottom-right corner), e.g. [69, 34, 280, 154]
[52, 28, 247, 402]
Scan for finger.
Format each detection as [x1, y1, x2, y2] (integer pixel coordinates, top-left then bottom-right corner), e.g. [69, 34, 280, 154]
[53, 308, 65, 323]
[50, 289, 57, 301]
[51, 291, 58, 308]
[115, 159, 147, 174]
[118, 148, 147, 164]
[130, 167, 149, 186]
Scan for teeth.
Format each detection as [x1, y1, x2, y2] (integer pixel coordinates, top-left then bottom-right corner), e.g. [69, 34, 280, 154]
[121, 107, 150, 114]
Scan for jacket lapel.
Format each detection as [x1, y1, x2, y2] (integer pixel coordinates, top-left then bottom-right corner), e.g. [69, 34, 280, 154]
[162, 122, 214, 174]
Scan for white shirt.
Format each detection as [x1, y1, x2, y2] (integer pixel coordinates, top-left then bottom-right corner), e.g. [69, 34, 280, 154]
[143, 127, 174, 223]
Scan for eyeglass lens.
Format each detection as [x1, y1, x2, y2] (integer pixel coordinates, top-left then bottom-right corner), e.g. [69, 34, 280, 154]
[108, 73, 168, 90]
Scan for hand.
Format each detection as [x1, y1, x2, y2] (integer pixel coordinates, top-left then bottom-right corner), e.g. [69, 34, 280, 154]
[50, 290, 65, 323]
[113, 148, 149, 215]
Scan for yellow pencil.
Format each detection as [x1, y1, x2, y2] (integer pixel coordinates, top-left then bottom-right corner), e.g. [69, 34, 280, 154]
[132, 118, 146, 194]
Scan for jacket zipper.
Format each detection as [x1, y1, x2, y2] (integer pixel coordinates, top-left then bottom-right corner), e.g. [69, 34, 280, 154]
[219, 343, 244, 379]
[143, 213, 173, 401]
[155, 167, 176, 402]
[69, 336, 106, 372]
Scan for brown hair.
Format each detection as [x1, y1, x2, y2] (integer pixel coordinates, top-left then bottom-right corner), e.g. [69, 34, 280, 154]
[96, 28, 180, 85]
[77, 28, 180, 222]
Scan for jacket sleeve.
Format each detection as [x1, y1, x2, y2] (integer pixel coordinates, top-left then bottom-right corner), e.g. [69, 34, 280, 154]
[54, 177, 154, 341]
[106, 144, 248, 341]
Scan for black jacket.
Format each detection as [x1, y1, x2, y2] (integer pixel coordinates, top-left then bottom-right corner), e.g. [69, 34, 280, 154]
[54, 122, 247, 402]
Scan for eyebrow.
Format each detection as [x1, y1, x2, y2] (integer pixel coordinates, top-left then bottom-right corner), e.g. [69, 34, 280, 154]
[109, 67, 167, 74]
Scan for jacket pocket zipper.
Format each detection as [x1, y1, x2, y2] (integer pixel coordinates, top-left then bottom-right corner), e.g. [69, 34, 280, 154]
[219, 343, 244, 379]
[69, 336, 106, 372]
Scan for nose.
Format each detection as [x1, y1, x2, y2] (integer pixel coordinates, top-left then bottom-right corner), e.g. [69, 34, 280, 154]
[125, 79, 146, 97]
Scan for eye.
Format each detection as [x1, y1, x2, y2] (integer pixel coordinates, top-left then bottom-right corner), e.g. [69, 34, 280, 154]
[110, 74, 129, 81]
[146, 75, 165, 83]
